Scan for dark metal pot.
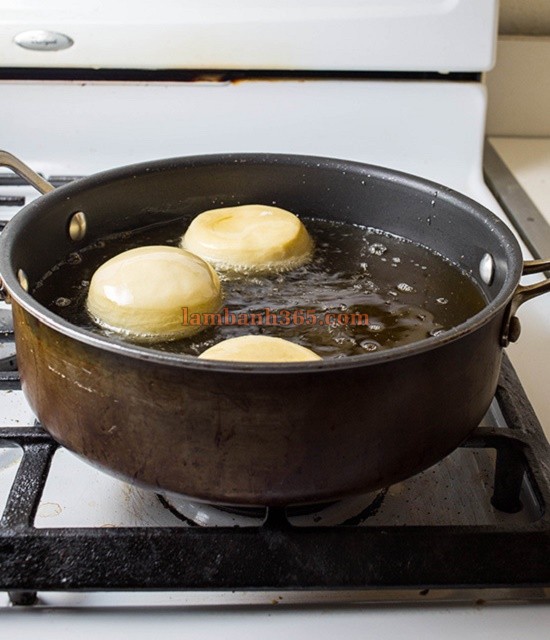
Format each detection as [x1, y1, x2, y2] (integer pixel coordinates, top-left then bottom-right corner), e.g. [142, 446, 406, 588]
[0, 150, 548, 507]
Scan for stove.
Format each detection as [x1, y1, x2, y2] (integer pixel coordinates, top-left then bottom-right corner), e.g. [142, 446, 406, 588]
[1, 354, 550, 601]
[1, 0, 550, 637]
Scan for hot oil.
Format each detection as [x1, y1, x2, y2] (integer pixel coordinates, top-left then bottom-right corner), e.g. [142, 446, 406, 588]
[32, 216, 487, 359]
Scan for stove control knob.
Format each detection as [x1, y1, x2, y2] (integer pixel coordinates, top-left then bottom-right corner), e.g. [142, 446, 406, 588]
[13, 30, 74, 52]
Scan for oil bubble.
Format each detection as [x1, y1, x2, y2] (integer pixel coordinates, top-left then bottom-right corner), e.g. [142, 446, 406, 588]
[368, 322, 384, 332]
[369, 243, 387, 256]
[67, 252, 82, 265]
[397, 282, 414, 293]
[360, 340, 378, 352]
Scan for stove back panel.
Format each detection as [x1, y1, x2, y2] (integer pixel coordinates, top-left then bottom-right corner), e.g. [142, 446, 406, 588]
[0, 0, 497, 71]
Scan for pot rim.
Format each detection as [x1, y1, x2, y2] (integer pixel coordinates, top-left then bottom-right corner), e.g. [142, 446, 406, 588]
[0, 152, 524, 373]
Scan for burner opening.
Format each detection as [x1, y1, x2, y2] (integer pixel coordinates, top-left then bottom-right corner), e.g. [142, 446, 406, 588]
[158, 491, 387, 528]
[158, 442, 544, 528]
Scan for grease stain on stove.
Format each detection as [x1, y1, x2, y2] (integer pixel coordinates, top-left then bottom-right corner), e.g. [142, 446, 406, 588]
[37, 501, 62, 518]
[387, 483, 404, 497]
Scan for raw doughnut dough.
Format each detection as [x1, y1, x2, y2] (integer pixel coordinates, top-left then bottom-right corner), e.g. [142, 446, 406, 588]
[198, 335, 321, 363]
[181, 204, 313, 272]
[87, 246, 222, 341]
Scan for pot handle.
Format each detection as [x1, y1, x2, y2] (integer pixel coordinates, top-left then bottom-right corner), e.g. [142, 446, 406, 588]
[0, 151, 55, 301]
[0, 149, 55, 195]
[502, 258, 550, 346]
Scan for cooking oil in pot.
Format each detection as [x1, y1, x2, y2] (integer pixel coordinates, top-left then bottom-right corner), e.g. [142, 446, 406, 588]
[33, 215, 486, 359]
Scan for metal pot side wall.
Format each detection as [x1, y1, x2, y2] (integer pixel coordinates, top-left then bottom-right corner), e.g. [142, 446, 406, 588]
[14, 301, 504, 506]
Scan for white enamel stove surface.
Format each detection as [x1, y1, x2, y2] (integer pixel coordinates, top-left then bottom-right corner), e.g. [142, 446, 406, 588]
[0, 77, 549, 635]
[0, 81, 550, 639]
[0, 77, 548, 434]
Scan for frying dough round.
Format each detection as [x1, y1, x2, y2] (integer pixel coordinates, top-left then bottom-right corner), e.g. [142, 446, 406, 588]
[198, 335, 321, 363]
[181, 204, 314, 272]
[87, 246, 222, 341]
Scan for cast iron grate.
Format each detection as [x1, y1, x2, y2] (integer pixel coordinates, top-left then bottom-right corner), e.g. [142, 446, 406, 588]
[1, 355, 550, 604]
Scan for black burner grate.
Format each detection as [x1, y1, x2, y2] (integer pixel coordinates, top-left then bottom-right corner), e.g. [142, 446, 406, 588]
[1, 356, 550, 604]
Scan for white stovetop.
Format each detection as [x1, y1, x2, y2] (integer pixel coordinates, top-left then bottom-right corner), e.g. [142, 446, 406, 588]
[490, 137, 550, 226]
[488, 137, 550, 437]
[1, 598, 550, 640]
[1, 79, 548, 437]
[1, 79, 549, 634]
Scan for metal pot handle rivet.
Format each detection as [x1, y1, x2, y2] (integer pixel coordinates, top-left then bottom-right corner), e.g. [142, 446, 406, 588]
[68, 211, 87, 241]
[17, 269, 29, 292]
[0, 150, 88, 244]
[501, 258, 550, 346]
[479, 253, 495, 285]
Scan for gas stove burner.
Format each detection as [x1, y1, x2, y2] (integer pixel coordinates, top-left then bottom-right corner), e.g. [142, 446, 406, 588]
[160, 490, 387, 527]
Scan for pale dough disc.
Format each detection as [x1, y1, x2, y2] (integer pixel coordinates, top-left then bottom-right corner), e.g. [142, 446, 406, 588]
[87, 245, 222, 341]
[181, 204, 314, 272]
[198, 335, 321, 363]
